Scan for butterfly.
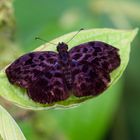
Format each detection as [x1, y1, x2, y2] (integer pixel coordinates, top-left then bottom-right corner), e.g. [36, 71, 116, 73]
[5, 29, 120, 104]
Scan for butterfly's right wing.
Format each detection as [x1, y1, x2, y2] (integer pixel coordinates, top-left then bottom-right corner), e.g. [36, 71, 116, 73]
[69, 41, 120, 97]
[6, 51, 69, 104]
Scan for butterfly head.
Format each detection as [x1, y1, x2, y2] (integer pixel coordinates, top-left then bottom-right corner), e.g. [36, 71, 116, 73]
[57, 42, 68, 53]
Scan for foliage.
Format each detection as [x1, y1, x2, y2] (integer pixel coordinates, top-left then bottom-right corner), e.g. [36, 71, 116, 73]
[0, 28, 137, 110]
[0, 105, 26, 140]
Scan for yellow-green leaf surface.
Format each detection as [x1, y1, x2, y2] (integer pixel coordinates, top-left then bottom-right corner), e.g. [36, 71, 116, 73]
[0, 28, 138, 110]
[0, 105, 26, 140]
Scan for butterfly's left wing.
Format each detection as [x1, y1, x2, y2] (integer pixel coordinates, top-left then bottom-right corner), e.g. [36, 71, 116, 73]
[6, 51, 69, 104]
[69, 41, 120, 97]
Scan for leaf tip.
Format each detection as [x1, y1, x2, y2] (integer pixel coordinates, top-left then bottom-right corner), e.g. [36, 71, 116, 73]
[130, 28, 139, 41]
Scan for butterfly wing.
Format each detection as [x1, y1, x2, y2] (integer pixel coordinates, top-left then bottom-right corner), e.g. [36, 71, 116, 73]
[6, 51, 69, 103]
[69, 41, 120, 97]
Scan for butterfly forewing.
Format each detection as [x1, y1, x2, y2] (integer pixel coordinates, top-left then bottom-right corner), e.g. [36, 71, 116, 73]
[69, 41, 120, 73]
[69, 41, 120, 97]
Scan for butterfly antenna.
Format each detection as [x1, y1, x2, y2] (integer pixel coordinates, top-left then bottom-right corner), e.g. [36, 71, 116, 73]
[35, 37, 57, 45]
[67, 28, 84, 44]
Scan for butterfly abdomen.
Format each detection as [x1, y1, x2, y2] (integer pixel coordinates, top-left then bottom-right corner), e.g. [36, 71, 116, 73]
[58, 51, 73, 90]
[62, 65, 73, 90]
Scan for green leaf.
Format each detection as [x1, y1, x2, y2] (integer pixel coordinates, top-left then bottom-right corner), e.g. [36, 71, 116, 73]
[0, 105, 26, 140]
[0, 28, 138, 110]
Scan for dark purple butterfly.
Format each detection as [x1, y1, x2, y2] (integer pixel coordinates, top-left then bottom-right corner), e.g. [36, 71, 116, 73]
[5, 31, 120, 104]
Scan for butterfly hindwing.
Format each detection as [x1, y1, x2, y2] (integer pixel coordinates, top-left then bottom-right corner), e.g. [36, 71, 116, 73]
[27, 68, 69, 104]
[69, 41, 120, 97]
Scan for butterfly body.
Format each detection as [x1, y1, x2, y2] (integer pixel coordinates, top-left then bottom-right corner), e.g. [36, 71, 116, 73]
[57, 42, 73, 90]
[6, 41, 120, 104]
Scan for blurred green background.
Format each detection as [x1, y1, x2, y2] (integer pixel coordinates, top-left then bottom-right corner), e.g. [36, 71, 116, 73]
[0, 0, 140, 140]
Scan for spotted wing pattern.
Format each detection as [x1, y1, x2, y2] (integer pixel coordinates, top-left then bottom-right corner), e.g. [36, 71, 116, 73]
[69, 41, 120, 97]
[6, 51, 69, 103]
[6, 41, 121, 104]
